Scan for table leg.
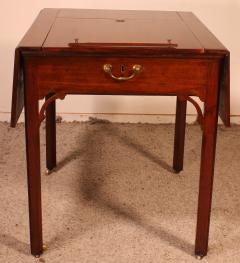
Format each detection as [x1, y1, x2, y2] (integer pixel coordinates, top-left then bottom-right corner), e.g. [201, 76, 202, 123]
[24, 67, 43, 256]
[195, 64, 219, 258]
[173, 97, 187, 173]
[46, 95, 56, 172]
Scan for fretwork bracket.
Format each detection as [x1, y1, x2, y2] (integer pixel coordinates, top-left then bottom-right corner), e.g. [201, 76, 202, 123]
[178, 95, 204, 129]
[39, 92, 66, 126]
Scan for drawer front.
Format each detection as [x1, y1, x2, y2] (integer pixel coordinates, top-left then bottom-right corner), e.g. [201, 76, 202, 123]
[34, 56, 210, 99]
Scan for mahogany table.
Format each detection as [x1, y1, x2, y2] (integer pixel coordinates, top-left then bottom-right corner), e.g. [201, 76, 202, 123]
[10, 9, 230, 258]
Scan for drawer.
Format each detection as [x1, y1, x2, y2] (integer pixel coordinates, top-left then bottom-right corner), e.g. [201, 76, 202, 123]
[34, 56, 210, 99]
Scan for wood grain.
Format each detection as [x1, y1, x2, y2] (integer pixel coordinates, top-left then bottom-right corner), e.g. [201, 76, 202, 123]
[195, 59, 220, 257]
[173, 97, 187, 172]
[10, 9, 231, 258]
[11, 9, 59, 127]
[18, 8, 59, 48]
[24, 61, 43, 256]
[31, 56, 210, 100]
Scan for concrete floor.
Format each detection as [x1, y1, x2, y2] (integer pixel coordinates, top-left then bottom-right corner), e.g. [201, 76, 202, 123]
[0, 121, 239, 263]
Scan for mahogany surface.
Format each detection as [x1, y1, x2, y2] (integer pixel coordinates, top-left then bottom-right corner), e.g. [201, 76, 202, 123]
[10, 9, 230, 258]
[30, 56, 210, 99]
[173, 98, 187, 173]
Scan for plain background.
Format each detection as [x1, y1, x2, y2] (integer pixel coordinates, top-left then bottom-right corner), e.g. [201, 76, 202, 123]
[0, 0, 239, 122]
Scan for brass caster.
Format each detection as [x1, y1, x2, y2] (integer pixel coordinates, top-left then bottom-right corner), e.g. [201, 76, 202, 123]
[43, 243, 48, 252]
[34, 254, 41, 258]
[173, 169, 181, 174]
[195, 255, 204, 260]
[45, 169, 51, 175]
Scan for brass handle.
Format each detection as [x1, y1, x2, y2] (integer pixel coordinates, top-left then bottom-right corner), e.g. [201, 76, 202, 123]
[103, 64, 142, 81]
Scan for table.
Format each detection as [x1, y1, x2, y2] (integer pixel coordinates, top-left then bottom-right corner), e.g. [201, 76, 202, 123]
[10, 8, 230, 258]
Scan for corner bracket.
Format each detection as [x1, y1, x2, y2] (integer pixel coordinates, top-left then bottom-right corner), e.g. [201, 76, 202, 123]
[39, 92, 66, 126]
[179, 95, 204, 129]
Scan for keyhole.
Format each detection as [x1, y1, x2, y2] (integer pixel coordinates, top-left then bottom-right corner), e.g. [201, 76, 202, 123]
[121, 65, 125, 73]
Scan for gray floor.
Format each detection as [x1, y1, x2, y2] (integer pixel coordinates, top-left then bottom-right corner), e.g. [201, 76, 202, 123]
[0, 120, 239, 263]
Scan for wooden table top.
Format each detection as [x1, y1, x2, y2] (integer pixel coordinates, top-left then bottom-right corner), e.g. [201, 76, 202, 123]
[19, 8, 227, 54]
[11, 9, 230, 128]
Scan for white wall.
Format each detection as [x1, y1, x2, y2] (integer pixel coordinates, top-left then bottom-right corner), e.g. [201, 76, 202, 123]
[1, 1, 239, 122]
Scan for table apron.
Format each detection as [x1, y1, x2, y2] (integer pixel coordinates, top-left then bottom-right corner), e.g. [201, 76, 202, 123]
[24, 56, 221, 101]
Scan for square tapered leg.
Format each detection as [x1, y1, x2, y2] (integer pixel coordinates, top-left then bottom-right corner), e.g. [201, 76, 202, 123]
[45, 94, 56, 172]
[195, 62, 220, 258]
[24, 65, 43, 257]
[173, 97, 187, 173]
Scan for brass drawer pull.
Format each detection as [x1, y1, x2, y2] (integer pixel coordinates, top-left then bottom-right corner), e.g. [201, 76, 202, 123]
[103, 64, 142, 81]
